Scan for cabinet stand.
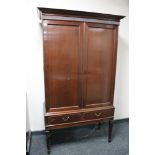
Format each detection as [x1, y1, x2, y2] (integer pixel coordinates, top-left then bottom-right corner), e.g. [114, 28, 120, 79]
[108, 120, 113, 143]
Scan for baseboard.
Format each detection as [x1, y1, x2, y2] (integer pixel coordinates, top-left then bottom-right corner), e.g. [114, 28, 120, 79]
[26, 130, 32, 155]
[32, 130, 45, 135]
[31, 118, 129, 135]
[114, 118, 129, 123]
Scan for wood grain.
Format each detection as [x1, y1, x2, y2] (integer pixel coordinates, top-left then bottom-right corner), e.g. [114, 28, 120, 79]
[39, 8, 124, 154]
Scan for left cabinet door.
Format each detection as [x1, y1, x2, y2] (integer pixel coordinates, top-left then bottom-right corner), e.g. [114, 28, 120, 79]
[43, 20, 83, 112]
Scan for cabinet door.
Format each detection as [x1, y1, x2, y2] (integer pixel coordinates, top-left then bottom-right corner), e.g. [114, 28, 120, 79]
[43, 20, 83, 112]
[84, 23, 118, 108]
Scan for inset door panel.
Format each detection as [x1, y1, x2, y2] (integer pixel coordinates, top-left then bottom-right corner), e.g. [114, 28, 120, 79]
[44, 21, 83, 111]
[84, 23, 116, 107]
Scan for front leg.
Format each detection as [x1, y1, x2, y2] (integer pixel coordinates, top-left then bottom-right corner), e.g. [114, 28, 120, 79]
[108, 120, 113, 143]
[45, 130, 51, 154]
[97, 122, 101, 130]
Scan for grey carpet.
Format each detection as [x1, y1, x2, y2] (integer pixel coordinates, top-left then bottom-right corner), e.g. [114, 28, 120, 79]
[30, 119, 129, 155]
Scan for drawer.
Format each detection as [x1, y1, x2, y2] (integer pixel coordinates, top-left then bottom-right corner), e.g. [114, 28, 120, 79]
[83, 109, 114, 120]
[46, 108, 114, 126]
[46, 113, 81, 125]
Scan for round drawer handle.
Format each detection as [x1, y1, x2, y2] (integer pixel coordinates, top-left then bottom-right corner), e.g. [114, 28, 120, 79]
[62, 116, 70, 121]
[95, 112, 102, 117]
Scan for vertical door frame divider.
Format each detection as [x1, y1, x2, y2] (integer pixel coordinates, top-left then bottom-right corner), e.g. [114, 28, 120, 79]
[82, 22, 88, 108]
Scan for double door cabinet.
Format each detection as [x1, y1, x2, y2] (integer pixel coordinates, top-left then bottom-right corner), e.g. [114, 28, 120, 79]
[38, 8, 124, 154]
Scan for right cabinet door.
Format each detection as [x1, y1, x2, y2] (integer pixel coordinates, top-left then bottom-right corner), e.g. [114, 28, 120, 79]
[84, 23, 118, 108]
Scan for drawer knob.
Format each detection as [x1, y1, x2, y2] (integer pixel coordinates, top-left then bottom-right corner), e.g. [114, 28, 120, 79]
[95, 112, 102, 117]
[62, 116, 70, 121]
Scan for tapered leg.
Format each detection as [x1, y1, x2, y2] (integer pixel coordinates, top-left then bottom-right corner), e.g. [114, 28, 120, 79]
[97, 122, 101, 130]
[45, 130, 51, 154]
[108, 120, 113, 143]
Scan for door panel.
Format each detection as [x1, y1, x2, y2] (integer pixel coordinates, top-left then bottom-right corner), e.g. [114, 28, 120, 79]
[84, 23, 116, 107]
[44, 21, 83, 111]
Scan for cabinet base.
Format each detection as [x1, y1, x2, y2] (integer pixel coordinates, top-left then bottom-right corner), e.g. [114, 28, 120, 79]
[45, 119, 113, 154]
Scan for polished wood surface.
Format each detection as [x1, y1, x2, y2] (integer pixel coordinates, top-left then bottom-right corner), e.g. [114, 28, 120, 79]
[39, 7, 124, 154]
[84, 23, 117, 107]
[46, 117, 114, 130]
[45, 106, 114, 127]
[38, 7, 124, 22]
[44, 20, 83, 112]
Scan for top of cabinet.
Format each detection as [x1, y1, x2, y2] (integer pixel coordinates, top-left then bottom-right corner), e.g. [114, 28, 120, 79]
[38, 7, 125, 23]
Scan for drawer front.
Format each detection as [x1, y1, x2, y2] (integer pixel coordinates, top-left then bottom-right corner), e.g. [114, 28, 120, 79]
[46, 113, 81, 125]
[46, 108, 114, 126]
[83, 109, 114, 120]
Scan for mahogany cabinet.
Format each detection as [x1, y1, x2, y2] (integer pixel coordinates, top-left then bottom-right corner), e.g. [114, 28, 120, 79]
[38, 7, 124, 154]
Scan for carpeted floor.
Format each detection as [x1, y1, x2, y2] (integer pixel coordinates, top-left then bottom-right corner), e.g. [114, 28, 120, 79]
[30, 119, 129, 155]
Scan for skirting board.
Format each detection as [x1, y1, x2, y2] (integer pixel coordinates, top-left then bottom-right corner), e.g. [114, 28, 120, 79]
[32, 118, 129, 135]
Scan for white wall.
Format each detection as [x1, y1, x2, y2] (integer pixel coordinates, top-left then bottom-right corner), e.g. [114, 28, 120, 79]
[26, 0, 129, 131]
